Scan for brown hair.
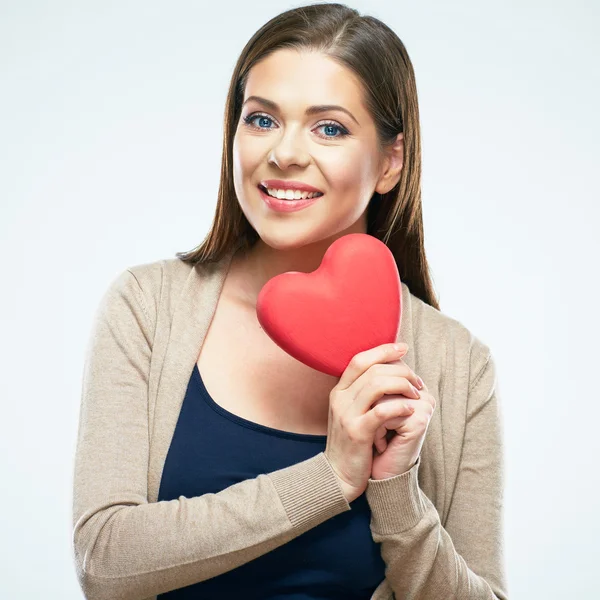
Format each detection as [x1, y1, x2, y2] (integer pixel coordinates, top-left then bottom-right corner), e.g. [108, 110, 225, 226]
[176, 2, 440, 310]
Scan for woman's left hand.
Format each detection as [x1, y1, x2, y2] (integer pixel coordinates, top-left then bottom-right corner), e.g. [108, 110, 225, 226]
[370, 359, 437, 480]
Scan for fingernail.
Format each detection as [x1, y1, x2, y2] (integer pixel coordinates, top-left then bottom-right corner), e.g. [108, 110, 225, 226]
[416, 376, 424, 389]
[411, 384, 421, 398]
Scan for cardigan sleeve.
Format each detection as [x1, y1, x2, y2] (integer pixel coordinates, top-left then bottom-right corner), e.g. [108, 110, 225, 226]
[72, 269, 350, 600]
[364, 350, 508, 600]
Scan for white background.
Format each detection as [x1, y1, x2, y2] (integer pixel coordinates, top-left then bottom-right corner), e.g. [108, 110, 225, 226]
[1, 1, 598, 598]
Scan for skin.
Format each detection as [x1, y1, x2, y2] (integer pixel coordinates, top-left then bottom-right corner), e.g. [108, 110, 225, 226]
[228, 48, 435, 485]
[230, 48, 404, 305]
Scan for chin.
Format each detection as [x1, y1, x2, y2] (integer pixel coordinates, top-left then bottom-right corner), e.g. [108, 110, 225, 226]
[256, 231, 318, 252]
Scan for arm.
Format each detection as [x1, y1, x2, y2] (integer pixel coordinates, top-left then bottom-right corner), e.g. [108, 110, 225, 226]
[365, 351, 508, 599]
[72, 269, 350, 600]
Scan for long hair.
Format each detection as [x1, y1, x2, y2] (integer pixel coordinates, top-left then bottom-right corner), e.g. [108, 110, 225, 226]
[176, 2, 439, 310]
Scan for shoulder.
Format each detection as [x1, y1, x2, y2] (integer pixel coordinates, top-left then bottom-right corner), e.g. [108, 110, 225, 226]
[404, 285, 493, 393]
[106, 257, 195, 328]
[126, 256, 192, 289]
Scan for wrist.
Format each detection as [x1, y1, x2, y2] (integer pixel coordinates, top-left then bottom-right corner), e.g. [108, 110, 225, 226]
[330, 471, 361, 502]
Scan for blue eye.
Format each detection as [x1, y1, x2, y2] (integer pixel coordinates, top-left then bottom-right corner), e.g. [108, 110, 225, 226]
[242, 112, 349, 140]
[245, 114, 275, 130]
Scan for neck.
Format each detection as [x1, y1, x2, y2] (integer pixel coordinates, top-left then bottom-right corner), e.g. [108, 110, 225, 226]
[231, 222, 368, 308]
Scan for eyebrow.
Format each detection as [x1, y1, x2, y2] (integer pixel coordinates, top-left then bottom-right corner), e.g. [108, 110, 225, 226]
[242, 95, 360, 126]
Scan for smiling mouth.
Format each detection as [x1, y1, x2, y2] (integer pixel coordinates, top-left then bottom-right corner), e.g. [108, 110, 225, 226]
[257, 184, 324, 200]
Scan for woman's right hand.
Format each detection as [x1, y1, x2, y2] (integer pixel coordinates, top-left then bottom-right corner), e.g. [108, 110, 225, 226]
[324, 342, 422, 503]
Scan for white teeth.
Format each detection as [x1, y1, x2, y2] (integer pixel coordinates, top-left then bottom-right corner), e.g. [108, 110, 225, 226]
[265, 187, 322, 200]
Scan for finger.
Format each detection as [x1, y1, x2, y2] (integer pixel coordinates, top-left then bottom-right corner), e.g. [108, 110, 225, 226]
[337, 343, 408, 391]
[374, 423, 388, 453]
[350, 376, 421, 419]
[382, 356, 428, 395]
[361, 399, 415, 437]
[396, 399, 436, 427]
[380, 413, 413, 430]
[373, 414, 411, 454]
[368, 360, 423, 395]
[374, 436, 387, 454]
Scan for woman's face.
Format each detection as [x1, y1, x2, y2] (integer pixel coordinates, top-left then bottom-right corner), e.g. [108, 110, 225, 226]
[232, 48, 403, 251]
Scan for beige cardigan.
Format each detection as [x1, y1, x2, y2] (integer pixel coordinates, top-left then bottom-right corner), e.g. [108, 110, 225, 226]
[72, 248, 508, 600]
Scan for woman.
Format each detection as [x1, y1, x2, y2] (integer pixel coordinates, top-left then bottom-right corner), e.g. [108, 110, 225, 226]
[72, 3, 507, 599]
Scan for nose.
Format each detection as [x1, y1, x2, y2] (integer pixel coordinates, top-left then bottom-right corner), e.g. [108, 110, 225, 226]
[268, 126, 310, 170]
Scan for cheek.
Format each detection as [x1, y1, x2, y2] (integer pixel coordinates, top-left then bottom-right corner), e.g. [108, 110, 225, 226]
[232, 134, 261, 189]
[325, 151, 376, 200]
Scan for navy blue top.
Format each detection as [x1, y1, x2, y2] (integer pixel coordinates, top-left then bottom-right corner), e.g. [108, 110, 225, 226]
[157, 363, 386, 599]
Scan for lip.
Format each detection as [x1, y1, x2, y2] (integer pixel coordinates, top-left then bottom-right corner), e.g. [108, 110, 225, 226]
[258, 184, 323, 213]
[260, 179, 324, 194]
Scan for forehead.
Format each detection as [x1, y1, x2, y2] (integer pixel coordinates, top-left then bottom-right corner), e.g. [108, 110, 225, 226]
[244, 49, 365, 115]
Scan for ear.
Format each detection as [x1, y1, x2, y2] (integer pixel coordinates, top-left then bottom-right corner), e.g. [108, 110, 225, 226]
[374, 133, 404, 195]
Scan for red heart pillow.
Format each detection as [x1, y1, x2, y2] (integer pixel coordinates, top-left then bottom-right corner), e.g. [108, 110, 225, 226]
[256, 233, 402, 378]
